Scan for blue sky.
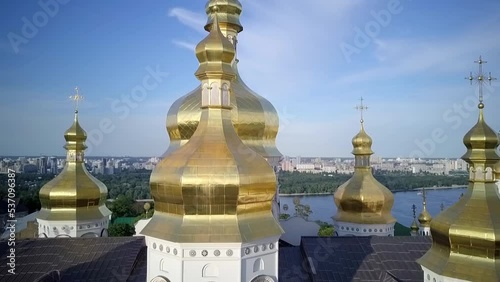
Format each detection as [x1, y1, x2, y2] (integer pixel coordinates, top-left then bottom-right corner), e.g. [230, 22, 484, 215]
[1, 0, 500, 158]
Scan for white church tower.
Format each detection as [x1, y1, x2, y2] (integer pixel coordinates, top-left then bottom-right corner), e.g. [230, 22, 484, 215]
[140, 14, 283, 282]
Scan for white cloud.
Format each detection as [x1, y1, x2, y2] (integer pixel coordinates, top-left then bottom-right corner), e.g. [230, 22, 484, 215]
[168, 7, 206, 33]
[172, 40, 196, 51]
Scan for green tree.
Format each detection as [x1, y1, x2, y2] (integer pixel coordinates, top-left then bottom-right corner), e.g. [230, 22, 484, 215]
[108, 223, 135, 237]
[317, 222, 334, 237]
[108, 194, 137, 218]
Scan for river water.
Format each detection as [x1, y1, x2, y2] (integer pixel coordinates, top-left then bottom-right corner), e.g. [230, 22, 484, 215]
[279, 188, 467, 228]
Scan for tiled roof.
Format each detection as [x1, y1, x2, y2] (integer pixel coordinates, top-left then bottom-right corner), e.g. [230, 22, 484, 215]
[0, 237, 145, 282]
[299, 236, 432, 282]
[0, 235, 431, 282]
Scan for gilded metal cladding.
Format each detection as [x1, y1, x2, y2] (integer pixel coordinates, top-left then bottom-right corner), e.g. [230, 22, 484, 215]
[418, 188, 432, 227]
[143, 18, 282, 243]
[38, 112, 111, 221]
[418, 106, 500, 281]
[146, 108, 283, 242]
[334, 123, 396, 225]
[163, 0, 281, 160]
[417, 208, 432, 227]
[204, 0, 243, 33]
[164, 62, 281, 159]
[410, 219, 419, 232]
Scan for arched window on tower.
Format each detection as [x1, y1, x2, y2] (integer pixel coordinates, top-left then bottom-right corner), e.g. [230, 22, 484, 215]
[221, 84, 230, 106]
[202, 83, 209, 107]
[253, 258, 265, 272]
[485, 167, 493, 181]
[210, 82, 220, 106]
[202, 263, 219, 278]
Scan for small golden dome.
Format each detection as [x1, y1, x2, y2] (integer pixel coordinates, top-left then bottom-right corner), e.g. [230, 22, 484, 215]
[38, 111, 111, 221]
[462, 104, 499, 163]
[204, 0, 243, 33]
[417, 208, 432, 227]
[334, 119, 395, 225]
[410, 218, 419, 232]
[64, 111, 87, 149]
[352, 122, 374, 155]
[195, 15, 236, 80]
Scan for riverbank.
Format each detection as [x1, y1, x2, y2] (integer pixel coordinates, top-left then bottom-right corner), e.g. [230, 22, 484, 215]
[412, 185, 466, 191]
[279, 185, 466, 197]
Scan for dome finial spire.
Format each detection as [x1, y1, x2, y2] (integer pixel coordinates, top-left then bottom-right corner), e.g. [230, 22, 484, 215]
[355, 96, 368, 125]
[466, 55, 497, 107]
[69, 86, 84, 117]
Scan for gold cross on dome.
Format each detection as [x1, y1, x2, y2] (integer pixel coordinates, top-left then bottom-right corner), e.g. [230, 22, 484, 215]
[466, 56, 497, 103]
[412, 204, 417, 218]
[69, 86, 84, 112]
[355, 97, 368, 123]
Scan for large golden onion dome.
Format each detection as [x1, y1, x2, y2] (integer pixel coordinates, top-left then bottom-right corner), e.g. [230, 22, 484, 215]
[38, 111, 111, 221]
[142, 17, 282, 243]
[334, 121, 396, 225]
[418, 87, 500, 281]
[164, 1, 281, 161]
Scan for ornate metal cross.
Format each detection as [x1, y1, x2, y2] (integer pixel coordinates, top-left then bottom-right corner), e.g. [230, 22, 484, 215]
[466, 56, 496, 103]
[69, 86, 84, 112]
[355, 97, 368, 123]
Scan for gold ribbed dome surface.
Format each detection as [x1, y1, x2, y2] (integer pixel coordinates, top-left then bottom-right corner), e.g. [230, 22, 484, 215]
[38, 111, 111, 221]
[462, 103, 500, 162]
[204, 0, 243, 32]
[164, 1, 281, 160]
[165, 64, 281, 159]
[417, 208, 432, 227]
[352, 123, 374, 155]
[142, 17, 282, 243]
[410, 219, 419, 232]
[195, 14, 235, 78]
[418, 102, 500, 281]
[334, 122, 396, 225]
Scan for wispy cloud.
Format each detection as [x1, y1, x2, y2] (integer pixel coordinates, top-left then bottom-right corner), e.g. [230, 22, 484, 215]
[172, 39, 195, 51]
[168, 7, 206, 33]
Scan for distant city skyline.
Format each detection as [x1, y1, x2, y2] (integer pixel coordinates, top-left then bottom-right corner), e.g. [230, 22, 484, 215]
[1, 0, 500, 158]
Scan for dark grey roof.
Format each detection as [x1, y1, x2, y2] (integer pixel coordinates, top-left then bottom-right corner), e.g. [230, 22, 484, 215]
[0, 236, 431, 282]
[0, 237, 146, 282]
[299, 236, 432, 282]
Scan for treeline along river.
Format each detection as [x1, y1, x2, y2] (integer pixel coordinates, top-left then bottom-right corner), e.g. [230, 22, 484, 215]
[279, 188, 467, 228]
